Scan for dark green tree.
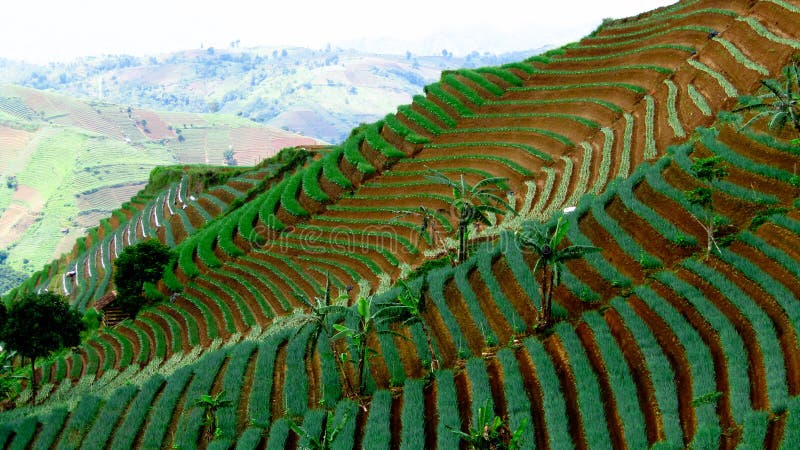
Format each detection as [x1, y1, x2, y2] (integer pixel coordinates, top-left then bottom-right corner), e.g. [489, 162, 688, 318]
[426, 169, 514, 263]
[0, 292, 85, 404]
[113, 239, 173, 317]
[516, 217, 600, 330]
[685, 156, 729, 258]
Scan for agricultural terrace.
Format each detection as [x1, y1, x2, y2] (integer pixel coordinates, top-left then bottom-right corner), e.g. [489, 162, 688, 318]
[1, 0, 800, 448]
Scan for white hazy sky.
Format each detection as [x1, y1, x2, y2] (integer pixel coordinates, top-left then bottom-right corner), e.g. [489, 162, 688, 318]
[1, 0, 675, 64]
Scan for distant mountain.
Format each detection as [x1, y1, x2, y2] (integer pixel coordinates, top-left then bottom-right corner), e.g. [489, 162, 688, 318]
[0, 46, 546, 143]
[0, 85, 318, 278]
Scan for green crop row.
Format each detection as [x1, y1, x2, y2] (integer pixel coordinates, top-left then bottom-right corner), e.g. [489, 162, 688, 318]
[565, 213, 631, 289]
[496, 348, 536, 447]
[476, 67, 524, 86]
[683, 259, 789, 410]
[712, 37, 769, 76]
[555, 324, 612, 448]
[444, 126, 574, 148]
[426, 81, 475, 116]
[54, 394, 103, 449]
[280, 171, 310, 218]
[468, 111, 600, 129]
[173, 350, 228, 448]
[442, 74, 487, 106]
[216, 267, 280, 318]
[427, 267, 472, 358]
[139, 366, 194, 448]
[498, 231, 542, 308]
[453, 69, 505, 96]
[635, 286, 721, 446]
[237, 256, 306, 303]
[364, 122, 407, 160]
[139, 317, 168, 360]
[454, 263, 499, 346]
[566, 143, 592, 212]
[557, 44, 694, 63]
[523, 337, 574, 449]
[510, 81, 647, 95]
[544, 156, 574, 217]
[399, 378, 426, 449]
[736, 16, 800, 50]
[687, 60, 738, 97]
[611, 298, 683, 446]
[583, 312, 648, 448]
[429, 141, 553, 165]
[411, 94, 458, 128]
[489, 97, 625, 114]
[198, 277, 257, 328]
[248, 333, 288, 428]
[361, 390, 392, 450]
[719, 248, 799, 328]
[293, 224, 418, 255]
[400, 153, 535, 176]
[604, 7, 736, 32]
[655, 271, 751, 424]
[780, 396, 800, 447]
[698, 127, 796, 183]
[475, 247, 526, 333]
[617, 170, 697, 247]
[526, 64, 673, 77]
[322, 148, 354, 189]
[530, 167, 556, 220]
[383, 113, 430, 144]
[435, 369, 463, 449]
[594, 127, 616, 196]
[664, 79, 686, 138]
[396, 105, 444, 135]
[687, 84, 712, 116]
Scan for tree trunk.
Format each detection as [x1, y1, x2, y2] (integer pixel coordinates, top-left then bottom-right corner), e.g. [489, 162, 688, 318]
[421, 322, 439, 371]
[356, 342, 367, 396]
[458, 221, 467, 263]
[327, 332, 355, 398]
[29, 357, 37, 405]
[540, 266, 553, 330]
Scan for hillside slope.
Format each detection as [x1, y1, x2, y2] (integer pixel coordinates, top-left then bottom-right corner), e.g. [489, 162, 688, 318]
[1, 0, 800, 448]
[0, 86, 319, 281]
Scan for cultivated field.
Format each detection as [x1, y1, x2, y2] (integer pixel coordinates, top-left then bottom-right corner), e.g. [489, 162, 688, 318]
[1, 0, 800, 448]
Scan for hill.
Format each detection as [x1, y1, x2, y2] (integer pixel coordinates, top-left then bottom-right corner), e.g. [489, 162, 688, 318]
[0, 47, 541, 143]
[1, 0, 800, 448]
[0, 85, 319, 285]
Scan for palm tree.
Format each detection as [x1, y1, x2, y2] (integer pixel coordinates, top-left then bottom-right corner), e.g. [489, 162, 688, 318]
[375, 279, 439, 371]
[426, 169, 514, 263]
[194, 391, 233, 439]
[734, 61, 800, 133]
[516, 216, 600, 330]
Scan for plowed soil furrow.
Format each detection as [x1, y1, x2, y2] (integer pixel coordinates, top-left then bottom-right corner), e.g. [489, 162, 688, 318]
[160, 303, 200, 351]
[220, 264, 288, 316]
[270, 341, 288, 421]
[442, 278, 488, 356]
[191, 279, 247, 332]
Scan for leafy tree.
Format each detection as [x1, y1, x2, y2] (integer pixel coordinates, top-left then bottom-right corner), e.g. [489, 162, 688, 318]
[449, 399, 527, 449]
[113, 239, 173, 317]
[0, 349, 25, 407]
[426, 169, 514, 263]
[516, 217, 600, 330]
[290, 409, 351, 450]
[0, 292, 85, 404]
[685, 156, 729, 258]
[194, 391, 232, 440]
[734, 60, 800, 133]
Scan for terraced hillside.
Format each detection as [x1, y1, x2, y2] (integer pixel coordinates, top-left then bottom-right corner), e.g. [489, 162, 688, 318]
[1, 0, 800, 448]
[0, 85, 319, 278]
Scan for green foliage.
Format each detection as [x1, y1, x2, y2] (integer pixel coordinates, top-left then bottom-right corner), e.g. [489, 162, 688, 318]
[449, 398, 526, 450]
[113, 239, 173, 317]
[0, 291, 85, 403]
[735, 60, 800, 133]
[517, 217, 599, 328]
[194, 391, 234, 440]
[290, 408, 351, 450]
